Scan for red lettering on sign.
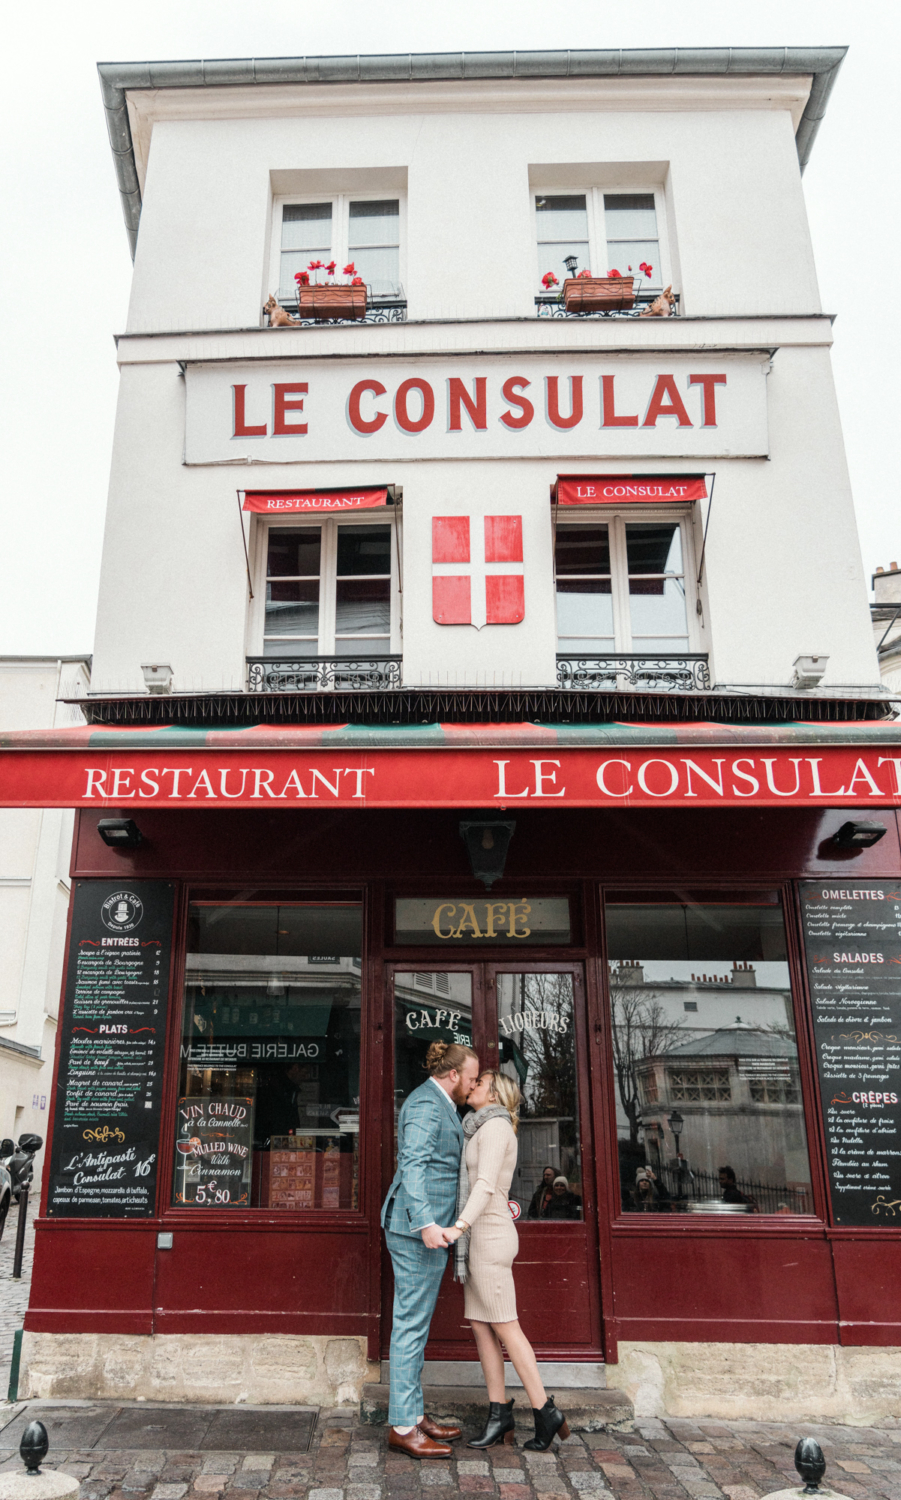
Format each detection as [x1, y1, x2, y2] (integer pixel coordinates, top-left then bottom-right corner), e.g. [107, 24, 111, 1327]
[688, 374, 727, 426]
[643, 376, 693, 428]
[273, 383, 308, 437]
[233, 385, 267, 438]
[448, 377, 487, 431]
[395, 378, 435, 434]
[347, 380, 388, 435]
[546, 376, 583, 430]
[601, 375, 639, 428]
[500, 377, 534, 430]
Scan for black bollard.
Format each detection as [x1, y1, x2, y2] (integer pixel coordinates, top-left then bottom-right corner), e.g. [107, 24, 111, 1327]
[795, 1438, 827, 1495]
[12, 1185, 29, 1280]
[20, 1420, 49, 1475]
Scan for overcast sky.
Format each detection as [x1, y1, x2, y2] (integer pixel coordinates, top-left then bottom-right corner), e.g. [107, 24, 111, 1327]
[1, 0, 898, 658]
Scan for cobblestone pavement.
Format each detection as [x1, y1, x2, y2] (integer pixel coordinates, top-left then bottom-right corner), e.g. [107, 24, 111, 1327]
[1, 1405, 900, 1500]
[0, 1201, 34, 1396]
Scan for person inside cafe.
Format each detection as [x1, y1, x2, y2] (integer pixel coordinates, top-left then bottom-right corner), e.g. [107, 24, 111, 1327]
[527, 1166, 556, 1220]
[719, 1165, 758, 1211]
[543, 1175, 581, 1220]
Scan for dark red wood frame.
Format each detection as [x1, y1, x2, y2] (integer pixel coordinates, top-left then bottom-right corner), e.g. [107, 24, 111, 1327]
[25, 804, 901, 1360]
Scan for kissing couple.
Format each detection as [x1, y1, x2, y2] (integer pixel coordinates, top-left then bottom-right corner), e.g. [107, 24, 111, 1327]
[380, 1040, 570, 1458]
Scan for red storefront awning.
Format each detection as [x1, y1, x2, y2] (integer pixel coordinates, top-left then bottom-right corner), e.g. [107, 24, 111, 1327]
[555, 475, 708, 506]
[243, 488, 389, 513]
[0, 723, 899, 811]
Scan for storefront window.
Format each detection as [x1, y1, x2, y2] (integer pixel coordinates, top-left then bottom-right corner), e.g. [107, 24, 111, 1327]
[173, 901, 362, 1210]
[393, 972, 473, 1115]
[498, 973, 583, 1223]
[605, 892, 814, 1216]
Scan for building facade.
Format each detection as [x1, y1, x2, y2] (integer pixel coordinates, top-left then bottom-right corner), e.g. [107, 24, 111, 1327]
[872, 564, 901, 693]
[7, 47, 901, 1422]
[0, 658, 89, 1201]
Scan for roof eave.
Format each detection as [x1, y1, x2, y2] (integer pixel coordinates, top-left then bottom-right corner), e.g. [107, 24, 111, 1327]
[97, 45, 848, 260]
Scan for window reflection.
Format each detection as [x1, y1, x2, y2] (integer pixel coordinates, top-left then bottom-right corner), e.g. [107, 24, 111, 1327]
[497, 974, 583, 1222]
[605, 895, 813, 1215]
[174, 902, 362, 1210]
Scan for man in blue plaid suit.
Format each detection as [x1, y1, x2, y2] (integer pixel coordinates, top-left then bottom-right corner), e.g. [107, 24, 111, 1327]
[381, 1042, 480, 1458]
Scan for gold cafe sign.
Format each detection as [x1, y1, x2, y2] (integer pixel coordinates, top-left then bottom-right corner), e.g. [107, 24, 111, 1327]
[395, 897, 571, 945]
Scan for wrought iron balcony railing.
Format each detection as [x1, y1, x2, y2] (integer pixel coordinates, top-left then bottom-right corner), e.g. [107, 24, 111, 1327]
[535, 290, 681, 319]
[247, 656, 403, 692]
[556, 654, 711, 691]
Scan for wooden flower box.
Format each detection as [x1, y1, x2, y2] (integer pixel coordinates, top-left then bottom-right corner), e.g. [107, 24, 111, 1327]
[297, 285, 368, 321]
[563, 276, 635, 313]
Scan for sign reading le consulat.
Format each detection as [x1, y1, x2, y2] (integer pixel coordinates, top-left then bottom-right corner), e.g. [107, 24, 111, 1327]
[184, 354, 769, 462]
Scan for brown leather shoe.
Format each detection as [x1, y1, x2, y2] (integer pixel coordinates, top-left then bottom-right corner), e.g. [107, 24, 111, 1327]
[388, 1425, 453, 1459]
[420, 1415, 462, 1441]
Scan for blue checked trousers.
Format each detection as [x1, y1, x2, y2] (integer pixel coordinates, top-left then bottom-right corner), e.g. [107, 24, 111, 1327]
[385, 1227, 450, 1426]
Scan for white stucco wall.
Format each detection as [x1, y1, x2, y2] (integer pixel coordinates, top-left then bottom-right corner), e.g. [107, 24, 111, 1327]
[89, 74, 878, 695]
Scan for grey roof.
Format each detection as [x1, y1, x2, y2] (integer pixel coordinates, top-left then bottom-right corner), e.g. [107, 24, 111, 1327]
[97, 46, 847, 257]
[666, 1026, 798, 1059]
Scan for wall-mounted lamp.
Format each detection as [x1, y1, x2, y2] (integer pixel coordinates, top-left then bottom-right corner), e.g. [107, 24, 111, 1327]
[97, 818, 143, 849]
[460, 820, 516, 889]
[563, 254, 579, 279]
[792, 654, 829, 689]
[832, 820, 887, 850]
[141, 663, 173, 695]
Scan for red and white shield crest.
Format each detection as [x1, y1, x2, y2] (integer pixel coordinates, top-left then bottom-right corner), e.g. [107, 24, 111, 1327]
[432, 515, 524, 628]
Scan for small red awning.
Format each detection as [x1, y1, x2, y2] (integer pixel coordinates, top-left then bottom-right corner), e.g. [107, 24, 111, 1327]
[243, 488, 389, 513]
[555, 475, 708, 506]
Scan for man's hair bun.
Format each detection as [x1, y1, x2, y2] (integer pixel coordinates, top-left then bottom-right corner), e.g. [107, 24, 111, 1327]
[423, 1040, 478, 1076]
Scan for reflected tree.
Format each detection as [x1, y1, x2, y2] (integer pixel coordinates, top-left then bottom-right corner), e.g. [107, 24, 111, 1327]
[608, 968, 686, 1148]
[503, 974, 577, 1127]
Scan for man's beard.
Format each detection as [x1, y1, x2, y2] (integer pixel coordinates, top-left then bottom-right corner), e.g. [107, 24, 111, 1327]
[450, 1076, 472, 1105]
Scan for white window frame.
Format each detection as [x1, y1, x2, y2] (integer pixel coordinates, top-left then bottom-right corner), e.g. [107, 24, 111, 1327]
[554, 507, 699, 657]
[268, 192, 407, 310]
[532, 186, 672, 292]
[251, 513, 401, 659]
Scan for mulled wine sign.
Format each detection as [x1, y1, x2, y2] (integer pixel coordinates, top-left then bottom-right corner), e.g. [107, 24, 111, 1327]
[800, 881, 901, 1226]
[46, 880, 174, 1217]
[172, 1096, 254, 1207]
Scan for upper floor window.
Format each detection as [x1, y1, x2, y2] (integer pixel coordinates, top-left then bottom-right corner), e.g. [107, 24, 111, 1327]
[272, 195, 403, 305]
[535, 190, 665, 291]
[259, 517, 398, 659]
[555, 514, 692, 657]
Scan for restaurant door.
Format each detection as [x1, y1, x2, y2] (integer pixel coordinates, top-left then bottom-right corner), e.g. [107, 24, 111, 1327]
[382, 963, 603, 1360]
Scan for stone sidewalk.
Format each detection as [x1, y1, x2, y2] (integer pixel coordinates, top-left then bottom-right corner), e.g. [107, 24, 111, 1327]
[0, 1403, 898, 1500]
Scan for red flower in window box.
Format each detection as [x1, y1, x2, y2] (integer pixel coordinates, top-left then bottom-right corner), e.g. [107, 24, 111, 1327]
[541, 271, 559, 290]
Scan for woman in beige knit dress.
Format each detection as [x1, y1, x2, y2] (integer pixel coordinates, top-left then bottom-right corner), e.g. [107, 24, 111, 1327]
[444, 1070, 569, 1452]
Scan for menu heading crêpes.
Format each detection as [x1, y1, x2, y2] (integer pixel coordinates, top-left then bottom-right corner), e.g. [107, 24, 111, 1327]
[800, 881, 901, 1226]
[47, 880, 174, 1218]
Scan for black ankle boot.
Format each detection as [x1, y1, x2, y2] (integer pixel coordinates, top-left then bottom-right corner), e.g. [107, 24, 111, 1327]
[523, 1396, 570, 1451]
[468, 1398, 515, 1448]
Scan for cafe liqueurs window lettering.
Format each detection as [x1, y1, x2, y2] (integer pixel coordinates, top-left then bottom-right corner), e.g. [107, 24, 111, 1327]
[174, 900, 362, 1210]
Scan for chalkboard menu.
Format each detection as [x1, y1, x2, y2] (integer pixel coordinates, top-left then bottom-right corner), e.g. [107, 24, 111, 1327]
[800, 880, 901, 1226]
[47, 880, 175, 1217]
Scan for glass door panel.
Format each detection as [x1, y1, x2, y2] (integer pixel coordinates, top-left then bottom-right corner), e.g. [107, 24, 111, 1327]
[496, 973, 583, 1221]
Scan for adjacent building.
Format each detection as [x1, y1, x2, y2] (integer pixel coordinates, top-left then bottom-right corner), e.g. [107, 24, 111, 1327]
[5, 46, 901, 1423]
[0, 658, 89, 1198]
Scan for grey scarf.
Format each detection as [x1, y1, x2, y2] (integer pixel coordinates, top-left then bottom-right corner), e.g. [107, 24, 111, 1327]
[453, 1104, 510, 1283]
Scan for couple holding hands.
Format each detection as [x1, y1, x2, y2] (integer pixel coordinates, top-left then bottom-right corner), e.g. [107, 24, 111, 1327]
[380, 1040, 570, 1458]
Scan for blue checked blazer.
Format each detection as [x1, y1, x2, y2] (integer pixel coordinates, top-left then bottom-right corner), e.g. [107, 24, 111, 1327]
[381, 1080, 464, 1237]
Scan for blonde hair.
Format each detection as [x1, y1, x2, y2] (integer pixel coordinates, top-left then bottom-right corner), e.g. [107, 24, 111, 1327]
[481, 1069, 521, 1134]
[424, 1040, 478, 1077]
